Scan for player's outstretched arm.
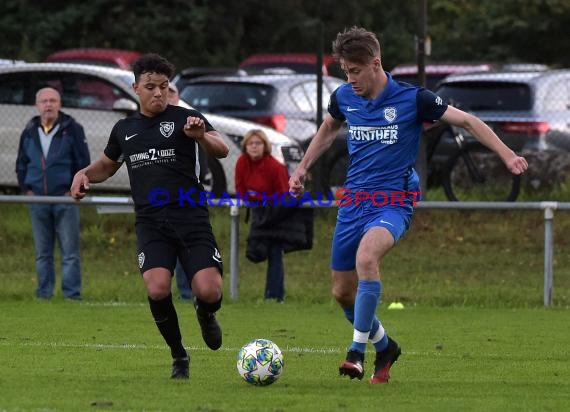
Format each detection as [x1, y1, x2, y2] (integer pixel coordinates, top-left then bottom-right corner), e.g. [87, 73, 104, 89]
[184, 116, 229, 159]
[289, 115, 344, 196]
[440, 106, 528, 175]
[70, 155, 122, 199]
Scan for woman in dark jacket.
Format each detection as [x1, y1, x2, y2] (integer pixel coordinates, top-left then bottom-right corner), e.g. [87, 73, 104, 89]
[235, 129, 312, 301]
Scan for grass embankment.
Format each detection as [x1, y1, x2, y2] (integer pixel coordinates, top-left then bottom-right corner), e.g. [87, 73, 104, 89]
[1, 203, 569, 307]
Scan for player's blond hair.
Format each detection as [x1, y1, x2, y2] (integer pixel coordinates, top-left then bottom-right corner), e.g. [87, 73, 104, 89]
[332, 26, 381, 64]
[241, 129, 271, 155]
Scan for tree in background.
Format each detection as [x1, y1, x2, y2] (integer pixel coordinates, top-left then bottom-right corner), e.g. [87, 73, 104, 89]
[0, 0, 568, 69]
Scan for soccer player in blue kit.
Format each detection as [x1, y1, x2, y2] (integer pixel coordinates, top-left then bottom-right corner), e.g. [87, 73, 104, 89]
[70, 54, 229, 379]
[289, 27, 528, 384]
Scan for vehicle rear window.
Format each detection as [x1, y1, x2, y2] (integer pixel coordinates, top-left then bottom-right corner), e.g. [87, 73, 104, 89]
[180, 83, 276, 113]
[436, 81, 532, 111]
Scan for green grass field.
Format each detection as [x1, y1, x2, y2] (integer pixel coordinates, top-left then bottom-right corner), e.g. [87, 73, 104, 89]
[1, 203, 570, 411]
[1, 301, 569, 411]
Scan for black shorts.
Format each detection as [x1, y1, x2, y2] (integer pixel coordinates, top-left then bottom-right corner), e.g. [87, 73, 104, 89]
[135, 220, 223, 280]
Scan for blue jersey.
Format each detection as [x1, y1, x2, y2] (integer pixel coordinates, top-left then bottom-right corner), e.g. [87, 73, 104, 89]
[328, 73, 447, 193]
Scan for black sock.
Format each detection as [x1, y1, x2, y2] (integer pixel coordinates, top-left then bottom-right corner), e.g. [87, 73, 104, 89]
[195, 296, 223, 315]
[148, 294, 187, 359]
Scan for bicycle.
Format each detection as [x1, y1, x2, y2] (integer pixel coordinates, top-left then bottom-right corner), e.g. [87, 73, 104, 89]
[425, 121, 520, 201]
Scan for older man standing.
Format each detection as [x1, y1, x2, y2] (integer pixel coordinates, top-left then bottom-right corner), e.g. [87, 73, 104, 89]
[16, 87, 90, 299]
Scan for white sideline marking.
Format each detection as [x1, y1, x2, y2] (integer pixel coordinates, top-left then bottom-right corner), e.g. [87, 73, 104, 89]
[0, 340, 453, 358]
[80, 301, 146, 307]
[0, 340, 346, 354]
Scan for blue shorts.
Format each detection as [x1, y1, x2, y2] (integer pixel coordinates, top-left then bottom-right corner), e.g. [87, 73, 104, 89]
[330, 200, 414, 271]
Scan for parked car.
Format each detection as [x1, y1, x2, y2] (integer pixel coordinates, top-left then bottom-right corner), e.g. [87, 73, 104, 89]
[0, 59, 25, 66]
[179, 73, 345, 146]
[391, 62, 496, 91]
[44, 48, 142, 70]
[434, 69, 570, 154]
[239, 53, 343, 78]
[0, 63, 302, 195]
[391, 62, 550, 91]
[171, 67, 247, 94]
[179, 72, 348, 193]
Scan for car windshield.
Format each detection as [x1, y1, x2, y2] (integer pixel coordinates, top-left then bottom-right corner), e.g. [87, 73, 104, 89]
[117, 72, 136, 88]
[436, 81, 533, 111]
[180, 83, 276, 113]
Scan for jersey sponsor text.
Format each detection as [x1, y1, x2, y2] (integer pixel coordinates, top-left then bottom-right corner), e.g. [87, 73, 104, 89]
[129, 148, 176, 169]
[348, 124, 399, 144]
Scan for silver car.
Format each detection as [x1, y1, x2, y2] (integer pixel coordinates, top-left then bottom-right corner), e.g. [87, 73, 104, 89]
[0, 63, 302, 195]
[435, 69, 570, 153]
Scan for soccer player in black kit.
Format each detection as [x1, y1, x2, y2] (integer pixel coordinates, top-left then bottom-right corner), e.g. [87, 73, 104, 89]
[70, 53, 230, 379]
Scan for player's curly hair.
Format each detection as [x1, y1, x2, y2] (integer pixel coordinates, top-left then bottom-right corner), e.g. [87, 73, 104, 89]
[132, 53, 175, 82]
[332, 26, 381, 64]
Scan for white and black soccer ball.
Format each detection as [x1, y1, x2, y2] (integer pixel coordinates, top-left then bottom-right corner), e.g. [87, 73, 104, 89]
[236, 338, 284, 386]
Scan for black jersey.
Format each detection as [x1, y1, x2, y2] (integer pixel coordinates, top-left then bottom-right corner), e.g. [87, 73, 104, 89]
[105, 105, 214, 222]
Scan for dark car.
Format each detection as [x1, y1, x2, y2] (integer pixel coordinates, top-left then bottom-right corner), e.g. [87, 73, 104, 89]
[179, 73, 347, 193]
[179, 73, 345, 146]
[171, 67, 247, 94]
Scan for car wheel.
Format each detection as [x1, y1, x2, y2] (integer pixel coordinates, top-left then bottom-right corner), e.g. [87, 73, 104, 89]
[201, 157, 226, 198]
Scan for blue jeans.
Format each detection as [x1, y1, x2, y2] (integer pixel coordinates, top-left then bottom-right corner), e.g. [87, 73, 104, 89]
[265, 242, 284, 301]
[174, 259, 193, 300]
[29, 203, 82, 299]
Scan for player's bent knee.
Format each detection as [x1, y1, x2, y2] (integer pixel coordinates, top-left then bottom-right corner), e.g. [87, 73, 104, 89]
[356, 257, 379, 278]
[332, 286, 354, 306]
[192, 267, 223, 301]
[143, 268, 172, 299]
[145, 280, 172, 300]
[195, 286, 222, 304]
[147, 288, 171, 301]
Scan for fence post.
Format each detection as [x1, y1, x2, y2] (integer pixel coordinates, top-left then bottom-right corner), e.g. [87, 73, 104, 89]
[230, 205, 240, 300]
[542, 202, 557, 307]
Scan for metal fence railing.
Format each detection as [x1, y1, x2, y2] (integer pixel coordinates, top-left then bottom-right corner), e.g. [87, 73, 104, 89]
[1, 194, 567, 307]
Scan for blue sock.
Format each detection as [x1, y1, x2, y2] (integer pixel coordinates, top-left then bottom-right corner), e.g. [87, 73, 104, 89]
[370, 319, 389, 352]
[346, 305, 388, 351]
[349, 280, 381, 353]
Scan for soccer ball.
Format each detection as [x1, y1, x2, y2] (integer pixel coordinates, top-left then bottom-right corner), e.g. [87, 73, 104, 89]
[236, 338, 284, 386]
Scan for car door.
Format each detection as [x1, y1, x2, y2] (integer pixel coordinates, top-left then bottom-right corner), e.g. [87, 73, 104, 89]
[0, 72, 38, 188]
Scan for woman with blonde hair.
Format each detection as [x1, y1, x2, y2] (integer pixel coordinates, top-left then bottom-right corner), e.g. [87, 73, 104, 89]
[236, 129, 288, 301]
[235, 129, 312, 301]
